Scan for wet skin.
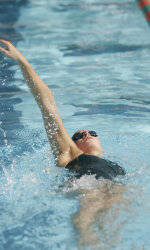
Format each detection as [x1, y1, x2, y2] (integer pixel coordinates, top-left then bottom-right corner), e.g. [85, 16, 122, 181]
[74, 130, 104, 156]
[0, 39, 103, 166]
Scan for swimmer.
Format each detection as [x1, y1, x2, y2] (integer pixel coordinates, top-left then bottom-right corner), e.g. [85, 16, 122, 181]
[0, 39, 125, 180]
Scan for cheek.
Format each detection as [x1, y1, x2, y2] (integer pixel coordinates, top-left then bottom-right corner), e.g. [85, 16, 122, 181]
[95, 138, 102, 147]
[75, 141, 87, 152]
[75, 141, 84, 150]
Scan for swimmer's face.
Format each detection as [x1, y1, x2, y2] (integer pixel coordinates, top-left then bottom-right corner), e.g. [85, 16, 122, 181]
[72, 129, 103, 155]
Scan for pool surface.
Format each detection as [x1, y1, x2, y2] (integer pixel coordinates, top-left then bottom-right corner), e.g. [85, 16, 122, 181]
[0, 0, 150, 249]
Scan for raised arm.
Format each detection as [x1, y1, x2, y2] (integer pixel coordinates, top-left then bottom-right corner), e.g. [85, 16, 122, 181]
[0, 39, 81, 166]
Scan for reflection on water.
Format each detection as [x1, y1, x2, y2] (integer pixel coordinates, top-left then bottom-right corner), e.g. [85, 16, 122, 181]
[61, 43, 150, 56]
[52, 1, 134, 12]
[73, 103, 150, 117]
[71, 178, 133, 249]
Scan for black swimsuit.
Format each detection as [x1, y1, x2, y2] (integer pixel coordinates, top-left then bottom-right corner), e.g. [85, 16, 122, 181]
[66, 154, 126, 180]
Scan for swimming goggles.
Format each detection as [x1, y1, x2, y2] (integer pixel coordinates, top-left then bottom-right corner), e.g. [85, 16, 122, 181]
[72, 130, 98, 141]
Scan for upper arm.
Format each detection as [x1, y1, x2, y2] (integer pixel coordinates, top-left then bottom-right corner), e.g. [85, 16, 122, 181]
[18, 58, 81, 165]
[41, 99, 81, 167]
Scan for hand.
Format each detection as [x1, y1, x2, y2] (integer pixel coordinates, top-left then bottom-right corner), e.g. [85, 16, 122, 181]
[0, 39, 24, 62]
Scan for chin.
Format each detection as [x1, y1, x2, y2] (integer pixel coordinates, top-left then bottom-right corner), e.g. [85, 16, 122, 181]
[76, 138, 103, 155]
[82, 145, 101, 155]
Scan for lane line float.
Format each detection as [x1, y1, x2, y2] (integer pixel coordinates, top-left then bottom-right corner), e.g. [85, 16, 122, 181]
[137, 0, 150, 24]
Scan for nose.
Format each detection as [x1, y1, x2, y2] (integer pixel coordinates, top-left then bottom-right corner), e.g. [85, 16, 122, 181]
[82, 131, 89, 139]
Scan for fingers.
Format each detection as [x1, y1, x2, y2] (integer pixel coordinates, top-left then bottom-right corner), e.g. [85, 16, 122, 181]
[0, 39, 11, 56]
[0, 39, 22, 61]
[0, 46, 6, 54]
[0, 39, 10, 46]
[0, 39, 9, 54]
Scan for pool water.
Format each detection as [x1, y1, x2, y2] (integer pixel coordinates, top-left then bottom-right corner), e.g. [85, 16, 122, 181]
[0, 0, 150, 249]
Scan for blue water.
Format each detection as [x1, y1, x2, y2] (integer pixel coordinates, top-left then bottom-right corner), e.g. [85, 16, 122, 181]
[0, 0, 150, 249]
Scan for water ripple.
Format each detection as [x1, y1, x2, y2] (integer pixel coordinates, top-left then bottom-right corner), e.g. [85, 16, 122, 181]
[73, 103, 150, 117]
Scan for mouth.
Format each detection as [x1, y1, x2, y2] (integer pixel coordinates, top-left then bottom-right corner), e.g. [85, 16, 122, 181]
[84, 136, 94, 142]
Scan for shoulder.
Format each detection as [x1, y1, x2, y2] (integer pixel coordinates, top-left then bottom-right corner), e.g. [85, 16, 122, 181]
[57, 147, 83, 167]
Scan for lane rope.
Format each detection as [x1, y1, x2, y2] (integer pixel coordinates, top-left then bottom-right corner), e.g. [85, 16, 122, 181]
[137, 0, 150, 24]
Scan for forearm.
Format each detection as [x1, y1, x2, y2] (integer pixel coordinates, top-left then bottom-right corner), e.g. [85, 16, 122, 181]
[18, 56, 66, 158]
[0, 38, 55, 111]
[18, 56, 55, 111]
